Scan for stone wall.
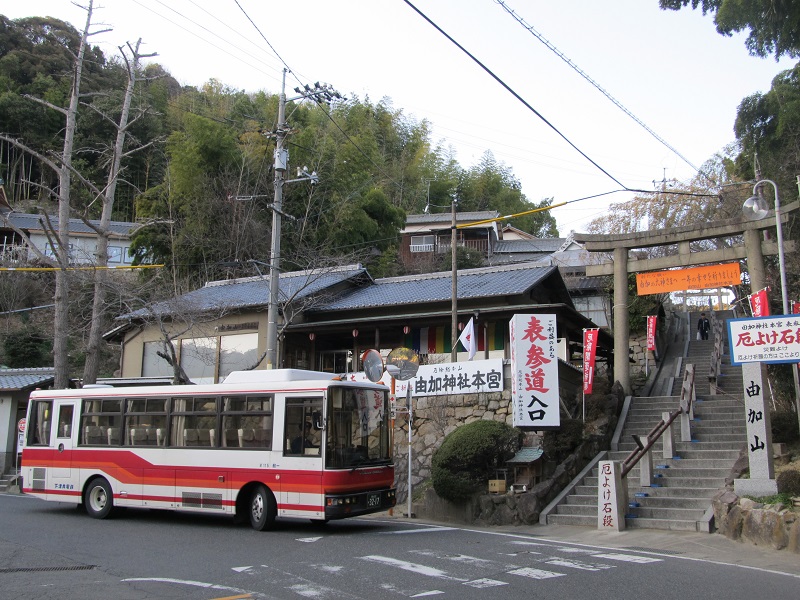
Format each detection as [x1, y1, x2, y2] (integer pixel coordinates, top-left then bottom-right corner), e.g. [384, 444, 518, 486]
[393, 388, 515, 506]
[712, 491, 800, 553]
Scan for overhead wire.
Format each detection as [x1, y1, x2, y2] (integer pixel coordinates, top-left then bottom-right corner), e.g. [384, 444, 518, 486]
[494, 0, 708, 181]
[402, 0, 627, 191]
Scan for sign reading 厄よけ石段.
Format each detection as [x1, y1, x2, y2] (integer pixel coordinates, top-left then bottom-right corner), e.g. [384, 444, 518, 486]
[509, 314, 559, 428]
[727, 315, 800, 365]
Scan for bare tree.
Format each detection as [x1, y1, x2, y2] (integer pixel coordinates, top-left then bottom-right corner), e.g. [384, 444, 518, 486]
[82, 38, 158, 384]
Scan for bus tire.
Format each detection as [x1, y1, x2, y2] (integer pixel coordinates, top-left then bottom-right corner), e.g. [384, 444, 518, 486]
[84, 477, 114, 519]
[248, 484, 276, 531]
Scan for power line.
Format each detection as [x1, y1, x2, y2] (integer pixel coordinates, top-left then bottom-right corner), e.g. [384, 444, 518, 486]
[494, 0, 717, 185]
[402, 0, 626, 190]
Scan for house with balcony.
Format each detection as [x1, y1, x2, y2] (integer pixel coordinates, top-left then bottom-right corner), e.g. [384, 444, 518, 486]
[400, 211, 500, 272]
[0, 212, 138, 265]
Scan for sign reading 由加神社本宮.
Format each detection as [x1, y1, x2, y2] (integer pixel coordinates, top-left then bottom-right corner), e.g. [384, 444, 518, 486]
[636, 263, 740, 295]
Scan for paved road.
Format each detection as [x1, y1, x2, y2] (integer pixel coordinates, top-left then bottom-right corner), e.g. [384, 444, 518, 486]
[1, 493, 797, 599]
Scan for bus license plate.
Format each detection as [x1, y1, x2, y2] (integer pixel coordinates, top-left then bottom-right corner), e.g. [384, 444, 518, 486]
[367, 493, 381, 507]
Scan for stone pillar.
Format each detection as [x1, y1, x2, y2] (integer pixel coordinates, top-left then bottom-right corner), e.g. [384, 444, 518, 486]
[597, 460, 626, 531]
[613, 246, 630, 394]
[734, 362, 777, 496]
[743, 229, 766, 293]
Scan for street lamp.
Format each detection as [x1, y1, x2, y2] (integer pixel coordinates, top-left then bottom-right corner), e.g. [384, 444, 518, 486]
[742, 179, 788, 315]
[742, 178, 800, 427]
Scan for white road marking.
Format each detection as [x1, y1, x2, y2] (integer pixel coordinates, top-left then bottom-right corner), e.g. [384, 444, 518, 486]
[544, 558, 615, 571]
[297, 536, 323, 543]
[231, 566, 253, 573]
[507, 567, 565, 580]
[410, 591, 444, 597]
[122, 577, 253, 594]
[463, 578, 508, 588]
[411, 550, 498, 567]
[592, 553, 663, 564]
[383, 527, 457, 534]
[359, 555, 468, 581]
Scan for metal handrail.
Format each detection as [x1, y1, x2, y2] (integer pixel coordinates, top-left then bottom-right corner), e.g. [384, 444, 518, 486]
[620, 364, 695, 478]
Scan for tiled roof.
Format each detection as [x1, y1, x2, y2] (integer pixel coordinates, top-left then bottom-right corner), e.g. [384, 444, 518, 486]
[506, 447, 544, 464]
[314, 263, 557, 312]
[119, 264, 369, 319]
[494, 239, 566, 253]
[4, 213, 136, 237]
[406, 211, 499, 226]
[0, 367, 55, 391]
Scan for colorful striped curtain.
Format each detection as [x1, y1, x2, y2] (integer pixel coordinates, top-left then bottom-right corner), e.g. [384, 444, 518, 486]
[404, 322, 504, 354]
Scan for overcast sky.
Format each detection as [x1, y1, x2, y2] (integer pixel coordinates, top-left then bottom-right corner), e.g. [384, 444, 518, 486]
[3, 0, 796, 234]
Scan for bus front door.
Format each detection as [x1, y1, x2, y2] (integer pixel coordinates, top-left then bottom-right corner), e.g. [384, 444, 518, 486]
[48, 400, 79, 499]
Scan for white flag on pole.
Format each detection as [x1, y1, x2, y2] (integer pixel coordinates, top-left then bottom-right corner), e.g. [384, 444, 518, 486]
[458, 317, 477, 360]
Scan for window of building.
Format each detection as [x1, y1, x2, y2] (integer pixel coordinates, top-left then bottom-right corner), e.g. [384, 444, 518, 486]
[142, 341, 175, 378]
[219, 333, 258, 380]
[410, 235, 435, 253]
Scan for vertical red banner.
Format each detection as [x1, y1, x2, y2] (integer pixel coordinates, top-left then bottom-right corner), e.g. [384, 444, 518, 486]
[750, 288, 770, 317]
[583, 328, 599, 394]
[646, 315, 657, 351]
[792, 300, 800, 315]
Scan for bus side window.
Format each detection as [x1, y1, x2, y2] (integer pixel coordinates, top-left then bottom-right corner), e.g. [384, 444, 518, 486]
[57, 405, 74, 438]
[27, 400, 53, 446]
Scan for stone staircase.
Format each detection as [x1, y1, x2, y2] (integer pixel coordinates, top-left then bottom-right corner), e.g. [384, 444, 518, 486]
[543, 312, 747, 532]
[0, 469, 20, 493]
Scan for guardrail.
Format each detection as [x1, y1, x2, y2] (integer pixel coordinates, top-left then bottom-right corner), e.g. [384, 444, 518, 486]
[708, 313, 724, 395]
[620, 363, 695, 485]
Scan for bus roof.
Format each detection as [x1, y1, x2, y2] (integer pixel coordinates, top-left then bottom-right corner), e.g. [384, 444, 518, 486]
[222, 369, 337, 384]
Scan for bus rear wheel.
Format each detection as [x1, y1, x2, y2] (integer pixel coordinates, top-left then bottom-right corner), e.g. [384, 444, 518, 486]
[249, 484, 276, 531]
[84, 478, 114, 519]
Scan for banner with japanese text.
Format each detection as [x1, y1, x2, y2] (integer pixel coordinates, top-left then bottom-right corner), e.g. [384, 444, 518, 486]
[582, 328, 599, 394]
[510, 314, 559, 428]
[727, 315, 800, 365]
[635, 263, 740, 295]
[749, 287, 770, 317]
[349, 358, 504, 398]
[646, 315, 657, 351]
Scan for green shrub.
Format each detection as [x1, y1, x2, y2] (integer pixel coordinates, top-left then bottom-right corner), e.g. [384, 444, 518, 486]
[431, 420, 522, 503]
[771, 412, 800, 443]
[776, 470, 800, 496]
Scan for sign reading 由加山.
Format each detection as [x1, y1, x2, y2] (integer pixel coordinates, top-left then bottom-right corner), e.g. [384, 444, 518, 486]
[510, 314, 559, 428]
[636, 263, 740, 295]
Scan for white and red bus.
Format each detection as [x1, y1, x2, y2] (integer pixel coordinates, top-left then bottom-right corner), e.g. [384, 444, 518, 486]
[21, 369, 396, 530]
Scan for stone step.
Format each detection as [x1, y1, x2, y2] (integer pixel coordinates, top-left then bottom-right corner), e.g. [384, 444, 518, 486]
[572, 484, 721, 498]
[624, 517, 703, 532]
[566, 494, 711, 510]
[584, 475, 727, 488]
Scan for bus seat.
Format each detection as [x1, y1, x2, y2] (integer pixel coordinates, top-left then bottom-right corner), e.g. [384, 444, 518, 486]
[62, 423, 71, 438]
[197, 429, 211, 447]
[208, 429, 216, 447]
[224, 429, 238, 447]
[145, 428, 157, 445]
[253, 429, 269, 447]
[238, 428, 256, 447]
[156, 428, 166, 446]
[130, 427, 148, 445]
[184, 429, 199, 446]
[107, 427, 120, 445]
[85, 425, 104, 445]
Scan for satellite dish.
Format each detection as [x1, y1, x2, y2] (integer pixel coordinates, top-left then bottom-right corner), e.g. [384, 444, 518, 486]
[386, 347, 420, 381]
[742, 195, 769, 221]
[361, 349, 384, 383]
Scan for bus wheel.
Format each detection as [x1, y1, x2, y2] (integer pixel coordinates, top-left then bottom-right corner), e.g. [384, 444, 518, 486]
[84, 478, 114, 519]
[249, 484, 276, 531]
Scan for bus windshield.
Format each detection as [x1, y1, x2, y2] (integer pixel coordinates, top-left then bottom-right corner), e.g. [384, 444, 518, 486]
[325, 385, 390, 469]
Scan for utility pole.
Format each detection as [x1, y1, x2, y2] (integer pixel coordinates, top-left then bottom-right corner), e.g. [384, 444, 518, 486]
[264, 70, 338, 369]
[450, 196, 458, 362]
